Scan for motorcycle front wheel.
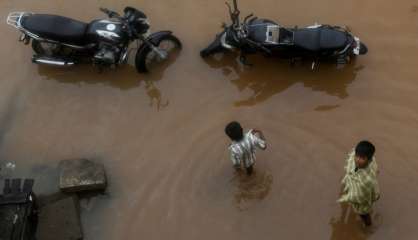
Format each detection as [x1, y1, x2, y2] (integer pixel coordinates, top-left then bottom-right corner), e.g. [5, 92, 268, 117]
[135, 35, 181, 73]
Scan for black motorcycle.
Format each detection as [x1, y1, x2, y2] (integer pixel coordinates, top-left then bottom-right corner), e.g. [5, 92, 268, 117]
[7, 7, 181, 73]
[201, 0, 368, 68]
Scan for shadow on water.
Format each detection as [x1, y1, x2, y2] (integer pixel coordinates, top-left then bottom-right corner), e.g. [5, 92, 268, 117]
[35, 50, 180, 110]
[37, 65, 142, 90]
[231, 169, 273, 211]
[144, 80, 169, 111]
[329, 203, 380, 240]
[203, 53, 364, 107]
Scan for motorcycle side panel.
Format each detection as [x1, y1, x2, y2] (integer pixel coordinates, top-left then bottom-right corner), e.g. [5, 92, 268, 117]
[247, 18, 280, 44]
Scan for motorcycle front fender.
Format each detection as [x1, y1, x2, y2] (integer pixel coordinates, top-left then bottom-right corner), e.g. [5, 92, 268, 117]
[200, 31, 228, 58]
[137, 31, 177, 56]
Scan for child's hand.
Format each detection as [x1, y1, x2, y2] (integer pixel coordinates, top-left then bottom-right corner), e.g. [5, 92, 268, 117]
[253, 129, 266, 140]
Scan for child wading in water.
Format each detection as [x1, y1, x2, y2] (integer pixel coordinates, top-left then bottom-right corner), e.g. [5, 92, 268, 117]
[225, 121, 267, 175]
[338, 141, 380, 226]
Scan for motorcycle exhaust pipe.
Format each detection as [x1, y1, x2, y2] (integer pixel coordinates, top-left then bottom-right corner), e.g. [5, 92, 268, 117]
[32, 56, 75, 66]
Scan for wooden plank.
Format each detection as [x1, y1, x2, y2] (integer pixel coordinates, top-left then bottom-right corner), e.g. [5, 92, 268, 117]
[11, 179, 21, 194]
[23, 179, 34, 193]
[3, 179, 11, 194]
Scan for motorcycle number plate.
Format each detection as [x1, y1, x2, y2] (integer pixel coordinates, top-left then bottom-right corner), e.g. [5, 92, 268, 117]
[353, 37, 361, 55]
[266, 25, 280, 44]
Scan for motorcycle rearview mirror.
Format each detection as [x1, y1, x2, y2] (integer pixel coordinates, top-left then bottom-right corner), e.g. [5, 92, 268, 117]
[225, 2, 233, 15]
[225, 0, 241, 26]
[99, 7, 111, 15]
[232, 0, 240, 17]
[225, 1, 238, 25]
[99, 7, 120, 18]
[233, 0, 239, 12]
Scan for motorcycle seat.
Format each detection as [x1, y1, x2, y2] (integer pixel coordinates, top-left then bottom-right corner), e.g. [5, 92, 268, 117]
[21, 14, 88, 46]
[294, 27, 348, 52]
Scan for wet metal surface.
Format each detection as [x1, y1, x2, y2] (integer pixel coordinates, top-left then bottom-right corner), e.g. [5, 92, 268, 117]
[1, 0, 418, 239]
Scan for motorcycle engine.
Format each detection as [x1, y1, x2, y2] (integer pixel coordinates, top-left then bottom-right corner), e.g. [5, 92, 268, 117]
[93, 44, 119, 66]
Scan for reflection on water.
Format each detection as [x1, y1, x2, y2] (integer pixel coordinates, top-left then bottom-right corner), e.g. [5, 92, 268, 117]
[231, 169, 273, 210]
[329, 203, 380, 240]
[37, 64, 173, 112]
[2, 0, 418, 239]
[35, 47, 180, 111]
[145, 80, 169, 111]
[37, 65, 142, 90]
[314, 104, 341, 112]
[204, 53, 363, 107]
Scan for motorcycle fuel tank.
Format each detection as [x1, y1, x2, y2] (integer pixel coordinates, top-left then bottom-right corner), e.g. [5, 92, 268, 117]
[85, 19, 127, 44]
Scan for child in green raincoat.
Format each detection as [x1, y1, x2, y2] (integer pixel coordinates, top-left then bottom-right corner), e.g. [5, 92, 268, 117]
[338, 141, 380, 226]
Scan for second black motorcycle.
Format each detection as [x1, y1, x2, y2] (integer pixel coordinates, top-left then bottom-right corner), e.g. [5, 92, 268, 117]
[7, 7, 181, 73]
[201, 0, 368, 68]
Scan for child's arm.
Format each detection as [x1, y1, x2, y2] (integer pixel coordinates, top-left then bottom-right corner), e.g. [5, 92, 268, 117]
[251, 129, 267, 150]
[230, 149, 241, 168]
[253, 129, 266, 141]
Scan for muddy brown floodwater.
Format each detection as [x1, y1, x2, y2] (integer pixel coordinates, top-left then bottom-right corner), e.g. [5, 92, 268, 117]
[1, 0, 418, 239]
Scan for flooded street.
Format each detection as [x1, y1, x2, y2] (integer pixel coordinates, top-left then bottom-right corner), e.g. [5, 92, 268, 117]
[1, 0, 418, 239]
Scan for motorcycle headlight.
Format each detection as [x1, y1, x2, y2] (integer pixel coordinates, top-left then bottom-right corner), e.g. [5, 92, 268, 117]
[134, 18, 150, 35]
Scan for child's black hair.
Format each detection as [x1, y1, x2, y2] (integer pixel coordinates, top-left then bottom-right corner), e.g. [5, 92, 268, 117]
[225, 121, 244, 141]
[355, 140, 375, 161]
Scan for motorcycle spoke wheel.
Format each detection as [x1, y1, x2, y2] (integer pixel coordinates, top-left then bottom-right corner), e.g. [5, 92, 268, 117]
[144, 38, 181, 72]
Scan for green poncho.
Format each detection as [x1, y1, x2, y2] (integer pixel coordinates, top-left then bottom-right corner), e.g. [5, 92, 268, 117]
[338, 150, 380, 214]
